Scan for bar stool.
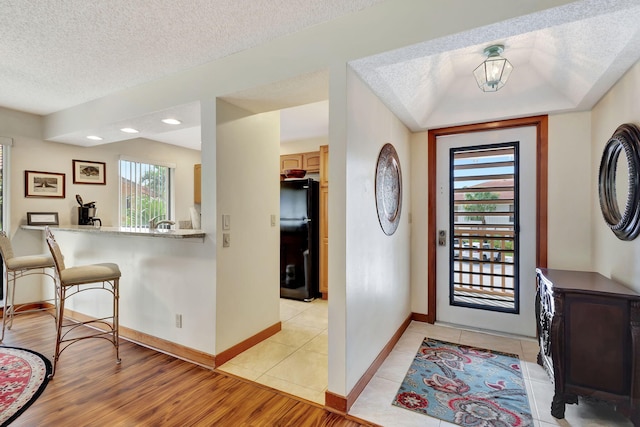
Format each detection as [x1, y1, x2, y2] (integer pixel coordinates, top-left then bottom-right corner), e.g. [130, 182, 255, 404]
[44, 226, 121, 378]
[0, 231, 56, 342]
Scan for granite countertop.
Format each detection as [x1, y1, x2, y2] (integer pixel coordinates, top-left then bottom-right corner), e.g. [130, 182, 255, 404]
[21, 224, 205, 240]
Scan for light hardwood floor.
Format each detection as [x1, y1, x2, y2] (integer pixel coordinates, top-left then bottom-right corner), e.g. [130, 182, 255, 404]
[1, 312, 375, 426]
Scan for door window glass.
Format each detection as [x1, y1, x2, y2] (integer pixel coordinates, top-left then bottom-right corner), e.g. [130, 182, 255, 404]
[449, 142, 519, 313]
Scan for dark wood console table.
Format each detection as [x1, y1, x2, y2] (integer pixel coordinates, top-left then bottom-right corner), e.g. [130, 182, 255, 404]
[536, 268, 640, 425]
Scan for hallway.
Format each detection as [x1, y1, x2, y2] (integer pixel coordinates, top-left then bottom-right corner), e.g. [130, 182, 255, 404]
[217, 298, 328, 404]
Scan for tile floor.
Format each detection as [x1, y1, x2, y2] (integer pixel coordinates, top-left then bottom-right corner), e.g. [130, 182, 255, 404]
[350, 321, 634, 427]
[218, 300, 633, 426]
[217, 298, 329, 404]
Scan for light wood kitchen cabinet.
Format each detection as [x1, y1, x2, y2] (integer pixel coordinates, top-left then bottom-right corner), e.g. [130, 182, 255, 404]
[280, 151, 321, 174]
[280, 154, 303, 172]
[319, 145, 329, 298]
[194, 164, 201, 204]
[320, 146, 328, 187]
[302, 151, 321, 173]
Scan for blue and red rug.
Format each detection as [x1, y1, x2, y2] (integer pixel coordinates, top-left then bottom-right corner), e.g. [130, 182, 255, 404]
[393, 338, 533, 427]
[0, 347, 51, 426]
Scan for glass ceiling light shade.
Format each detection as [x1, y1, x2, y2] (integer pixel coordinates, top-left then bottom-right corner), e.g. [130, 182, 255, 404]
[473, 45, 513, 92]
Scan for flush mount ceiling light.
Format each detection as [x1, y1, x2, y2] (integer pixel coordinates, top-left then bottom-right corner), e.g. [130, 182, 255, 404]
[473, 44, 513, 92]
[120, 127, 139, 133]
[86, 135, 103, 141]
[161, 118, 181, 125]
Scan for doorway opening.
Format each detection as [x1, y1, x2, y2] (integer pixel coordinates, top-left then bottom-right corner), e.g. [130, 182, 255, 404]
[427, 116, 548, 325]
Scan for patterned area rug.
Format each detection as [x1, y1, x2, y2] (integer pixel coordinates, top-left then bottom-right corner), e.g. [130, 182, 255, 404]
[0, 347, 51, 426]
[393, 338, 533, 427]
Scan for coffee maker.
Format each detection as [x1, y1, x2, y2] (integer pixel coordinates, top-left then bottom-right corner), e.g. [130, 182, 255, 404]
[76, 194, 101, 226]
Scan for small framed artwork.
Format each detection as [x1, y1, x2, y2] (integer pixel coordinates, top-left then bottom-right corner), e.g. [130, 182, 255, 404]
[25, 170, 66, 198]
[27, 212, 59, 226]
[73, 159, 106, 185]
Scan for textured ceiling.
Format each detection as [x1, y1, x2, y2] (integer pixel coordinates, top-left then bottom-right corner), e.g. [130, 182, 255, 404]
[351, 0, 640, 130]
[2, 0, 640, 150]
[0, 0, 381, 115]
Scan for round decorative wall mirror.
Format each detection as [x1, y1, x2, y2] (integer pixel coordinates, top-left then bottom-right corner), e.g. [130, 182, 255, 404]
[375, 143, 402, 235]
[598, 123, 640, 240]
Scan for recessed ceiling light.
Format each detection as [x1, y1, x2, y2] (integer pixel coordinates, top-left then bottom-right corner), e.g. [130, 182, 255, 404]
[120, 127, 139, 134]
[86, 135, 103, 141]
[161, 118, 181, 125]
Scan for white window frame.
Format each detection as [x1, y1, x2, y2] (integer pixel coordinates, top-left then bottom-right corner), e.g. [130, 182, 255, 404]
[119, 156, 176, 228]
[0, 137, 12, 232]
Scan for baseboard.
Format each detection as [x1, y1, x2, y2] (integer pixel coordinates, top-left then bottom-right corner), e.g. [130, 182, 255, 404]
[215, 321, 282, 367]
[412, 312, 430, 323]
[325, 391, 348, 413]
[49, 308, 283, 369]
[324, 313, 413, 414]
[0, 302, 55, 316]
[66, 309, 216, 368]
[120, 325, 217, 368]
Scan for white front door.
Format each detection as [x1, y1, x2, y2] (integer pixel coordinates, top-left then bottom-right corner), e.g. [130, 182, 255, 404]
[435, 126, 537, 337]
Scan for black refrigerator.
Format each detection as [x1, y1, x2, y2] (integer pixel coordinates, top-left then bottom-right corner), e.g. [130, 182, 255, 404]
[280, 178, 319, 301]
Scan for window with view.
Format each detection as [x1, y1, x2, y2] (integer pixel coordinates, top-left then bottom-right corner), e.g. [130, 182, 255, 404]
[119, 159, 172, 228]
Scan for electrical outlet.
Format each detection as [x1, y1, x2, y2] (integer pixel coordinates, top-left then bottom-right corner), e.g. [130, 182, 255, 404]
[223, 233, 230, 247]
[175, 314, 182, 328]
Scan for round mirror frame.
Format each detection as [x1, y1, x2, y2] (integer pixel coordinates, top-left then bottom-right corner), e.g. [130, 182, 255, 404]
[598, 123, 640, 240]
[375, 143, 402, 236]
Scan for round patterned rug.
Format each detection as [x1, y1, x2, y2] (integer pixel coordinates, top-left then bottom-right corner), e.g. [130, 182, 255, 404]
[0, 347, 51, 426]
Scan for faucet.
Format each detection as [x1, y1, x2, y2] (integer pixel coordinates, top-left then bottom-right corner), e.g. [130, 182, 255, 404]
[149, 216, 176, 230]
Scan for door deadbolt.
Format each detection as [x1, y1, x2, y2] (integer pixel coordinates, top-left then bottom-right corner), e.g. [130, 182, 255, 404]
[438, 229, 446, 246]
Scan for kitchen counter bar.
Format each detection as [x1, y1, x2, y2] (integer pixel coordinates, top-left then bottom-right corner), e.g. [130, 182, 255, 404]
[21, 224, 205, 240]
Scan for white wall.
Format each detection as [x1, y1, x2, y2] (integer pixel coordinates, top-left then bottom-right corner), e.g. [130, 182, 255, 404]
[327, 65, 348, 396]
[410, 131, 429, 314]
[215, 100, 281, 353]
[280, 137, 327, 155]
[0, 107, 41, 141]
[343, 68, 411, 393]
[591, 61, 640, 290]
[548, 111, 593, 270]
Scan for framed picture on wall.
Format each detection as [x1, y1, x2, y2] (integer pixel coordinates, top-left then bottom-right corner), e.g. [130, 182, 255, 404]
[24, 170, 66, 198]
[73, 159, 106, 185]
[27, 212, 59, 225]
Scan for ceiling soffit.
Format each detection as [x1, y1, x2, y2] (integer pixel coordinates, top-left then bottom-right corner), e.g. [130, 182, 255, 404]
[350, 0, 640, 131]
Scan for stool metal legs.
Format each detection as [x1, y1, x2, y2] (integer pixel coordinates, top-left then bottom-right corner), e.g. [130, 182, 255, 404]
[1, 267, 57, 342]
[49, 278, 120, 378]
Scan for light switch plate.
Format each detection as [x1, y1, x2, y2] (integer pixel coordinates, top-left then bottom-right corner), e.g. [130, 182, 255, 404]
[223, 233, 230, 247]
[270, 214, 276, 227]
[222, 214, 230, 230]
